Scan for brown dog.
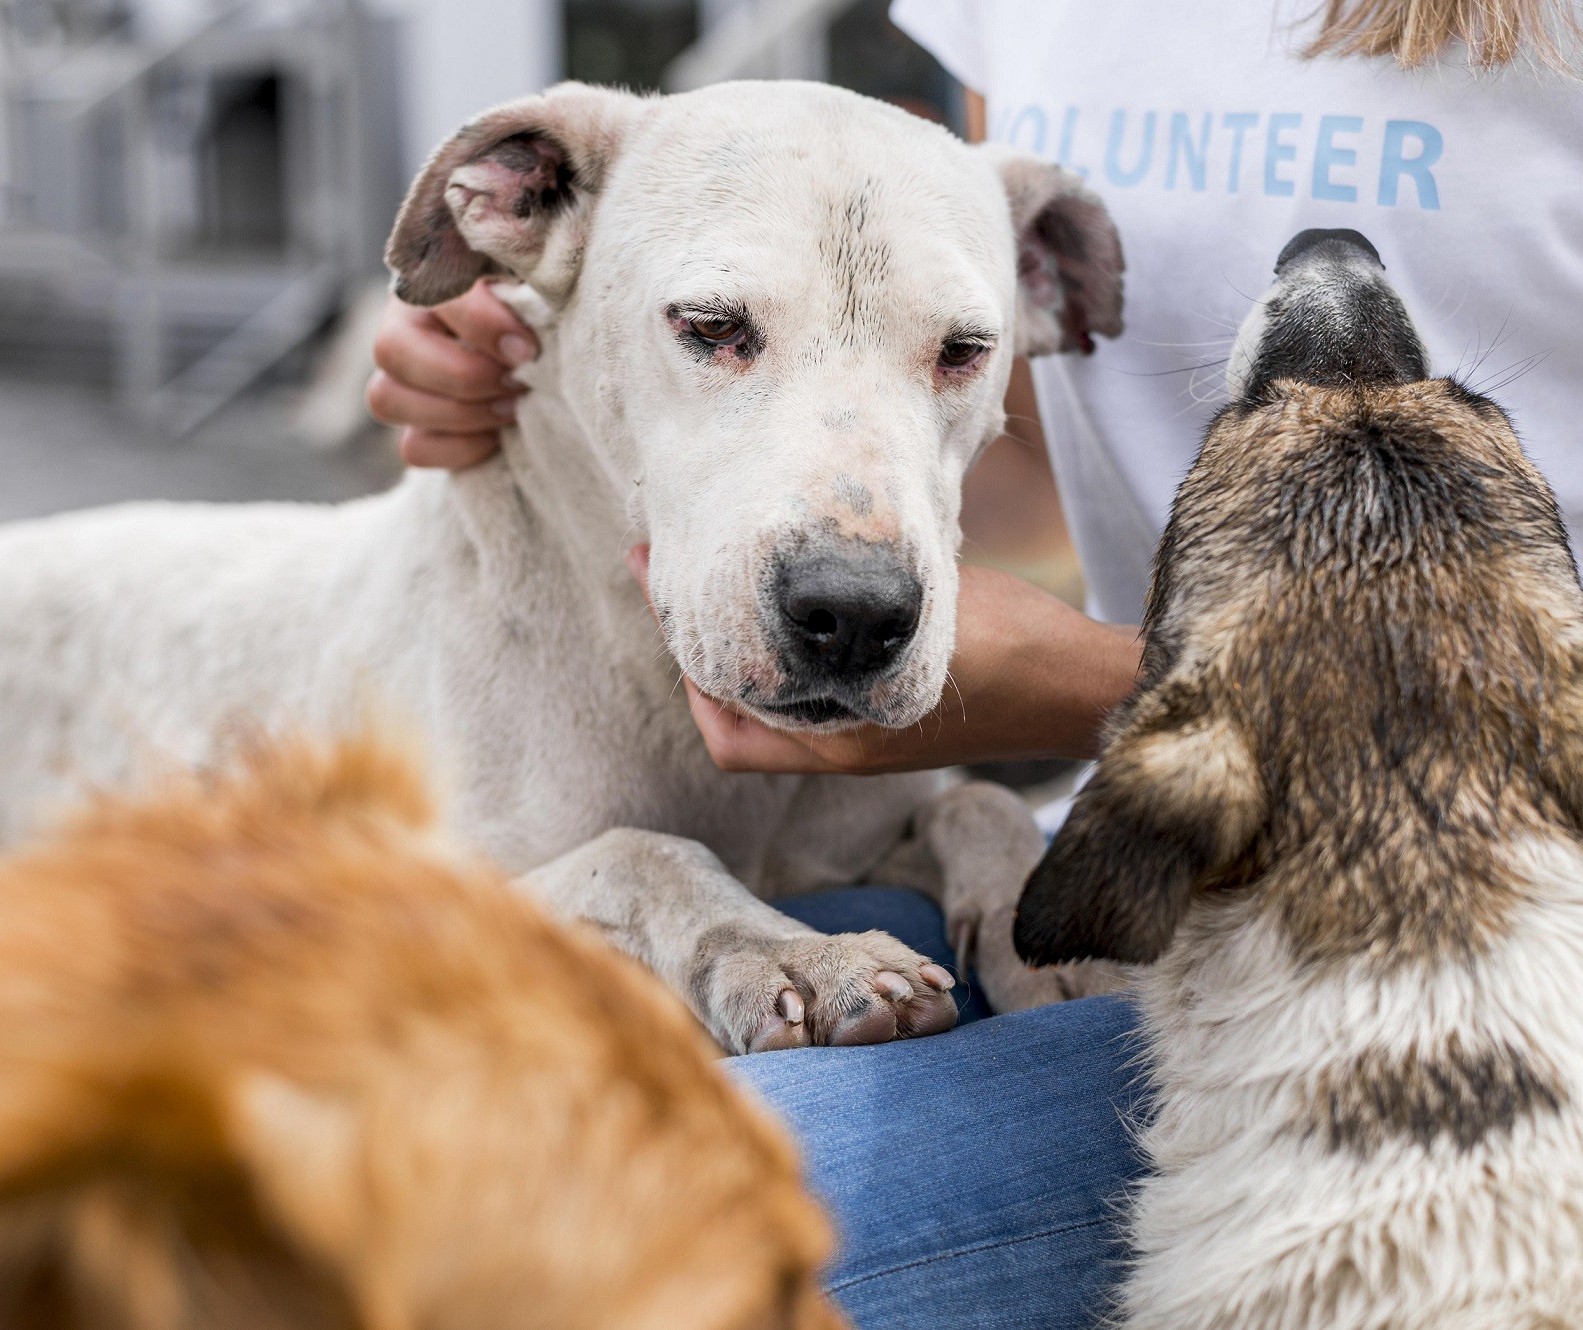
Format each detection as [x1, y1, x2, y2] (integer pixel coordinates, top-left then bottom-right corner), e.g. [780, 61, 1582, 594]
[1015, 230, 1583, 1327]
[0, 733, 846, 1330]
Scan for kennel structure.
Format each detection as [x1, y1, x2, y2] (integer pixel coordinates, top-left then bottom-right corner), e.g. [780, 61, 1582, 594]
[0, 0, 403, 433]
[0, 0, 951, 437]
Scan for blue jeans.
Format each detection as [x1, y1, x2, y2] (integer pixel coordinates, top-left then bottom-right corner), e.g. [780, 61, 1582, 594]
[729, 888, 1148, 1330]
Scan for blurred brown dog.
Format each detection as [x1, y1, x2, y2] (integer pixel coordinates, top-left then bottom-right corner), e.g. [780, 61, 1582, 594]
[0, 734, 845, 1330]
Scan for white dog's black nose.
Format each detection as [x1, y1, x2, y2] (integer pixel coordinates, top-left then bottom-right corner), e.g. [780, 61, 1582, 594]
[777, 546, 922, 679]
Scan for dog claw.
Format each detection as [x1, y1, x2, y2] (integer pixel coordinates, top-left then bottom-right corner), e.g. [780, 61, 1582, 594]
[730, 933, 962, 1052]
[746, 989, 810, 1052]
[873, 970, 912, 1002]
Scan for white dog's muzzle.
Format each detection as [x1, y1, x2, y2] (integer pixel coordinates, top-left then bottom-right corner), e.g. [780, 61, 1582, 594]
[751, 533, 925, 728]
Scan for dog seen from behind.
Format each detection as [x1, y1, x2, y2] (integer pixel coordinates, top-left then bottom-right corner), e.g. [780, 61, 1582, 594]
[1016, 229, 1583, 1328]
[0, 733, 845, 1330]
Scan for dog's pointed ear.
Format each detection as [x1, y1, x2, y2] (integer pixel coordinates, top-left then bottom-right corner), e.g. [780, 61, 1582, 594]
[1014, 707, 1264, 966]
[385, 83, 648, 307]
[983, 148, 1124, 358]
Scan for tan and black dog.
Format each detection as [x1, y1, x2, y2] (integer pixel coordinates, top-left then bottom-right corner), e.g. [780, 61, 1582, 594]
[0, 733, 845, 1330]
[1016, 229, 1583, 1328]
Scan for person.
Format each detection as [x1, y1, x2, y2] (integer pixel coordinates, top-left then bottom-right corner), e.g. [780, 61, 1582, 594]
[365, 3, 1583, 1323]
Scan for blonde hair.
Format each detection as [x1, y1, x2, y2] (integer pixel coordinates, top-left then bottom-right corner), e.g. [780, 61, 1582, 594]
[1305, 0, 1581, 69]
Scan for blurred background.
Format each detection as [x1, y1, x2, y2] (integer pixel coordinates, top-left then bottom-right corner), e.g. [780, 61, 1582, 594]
[0, 0, 1078, 601]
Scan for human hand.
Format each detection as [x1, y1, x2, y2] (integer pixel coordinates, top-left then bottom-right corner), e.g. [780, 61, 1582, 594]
[626, 547, 1140, 776]
[366, 279, 539, 469]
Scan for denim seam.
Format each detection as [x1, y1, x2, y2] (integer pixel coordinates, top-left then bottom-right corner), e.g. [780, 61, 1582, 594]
[828, 1214, 1107, 1293]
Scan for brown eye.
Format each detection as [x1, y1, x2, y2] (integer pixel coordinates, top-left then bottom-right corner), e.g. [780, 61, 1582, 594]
[689, 316, 746, 346]
[938, 339, 988, 370]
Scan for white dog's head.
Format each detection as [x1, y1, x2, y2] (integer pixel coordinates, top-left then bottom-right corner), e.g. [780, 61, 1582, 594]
[387, 81, 1121, 732]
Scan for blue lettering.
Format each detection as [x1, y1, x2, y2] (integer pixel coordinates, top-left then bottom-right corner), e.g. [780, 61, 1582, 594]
[1005, 105, 1048, 155]
[1223, 112, 1258, 192]
[1105, 110, 1157, 187]
[1378, 120, 1443, 209]
[1312, 114, 1363, 202]
[1165, 112, 1211, 191]
[1263, 112, 1302, 197]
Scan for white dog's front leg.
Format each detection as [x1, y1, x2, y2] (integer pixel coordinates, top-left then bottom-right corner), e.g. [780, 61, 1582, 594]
[522, 828, 958, 1054]
[878, 782, 1125, 1010]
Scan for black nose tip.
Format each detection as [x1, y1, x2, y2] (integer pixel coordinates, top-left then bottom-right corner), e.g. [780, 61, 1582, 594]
[1275, 228, 1383, 275]
[777, 545, 922, 679]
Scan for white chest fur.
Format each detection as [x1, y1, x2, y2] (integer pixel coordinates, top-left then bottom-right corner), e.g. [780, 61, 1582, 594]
[1123, 834, 1583, 1330]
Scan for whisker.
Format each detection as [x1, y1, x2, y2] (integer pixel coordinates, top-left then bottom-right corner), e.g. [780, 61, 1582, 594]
[1472, 348, 1553, 396]
[1108, 356, 1230, 380]
[1218, 267, 1262, 306]
[1132, 336, 1237, 349]
[941, 668, 968, 725]
[1463, 307, 1517, 381]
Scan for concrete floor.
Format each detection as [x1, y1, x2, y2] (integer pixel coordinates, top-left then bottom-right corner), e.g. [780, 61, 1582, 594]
[0, 375, 399, 522]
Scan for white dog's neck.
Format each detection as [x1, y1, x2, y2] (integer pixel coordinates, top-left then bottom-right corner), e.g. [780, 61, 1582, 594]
[440, 283, 649, 654]
[494, 282, 634, 567]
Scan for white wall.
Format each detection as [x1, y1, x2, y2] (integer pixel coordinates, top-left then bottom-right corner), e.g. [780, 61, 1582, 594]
[370, 0, 563, 174]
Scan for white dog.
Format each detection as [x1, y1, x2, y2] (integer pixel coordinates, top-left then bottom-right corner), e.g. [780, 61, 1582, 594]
[0, 81, 1123, 1054]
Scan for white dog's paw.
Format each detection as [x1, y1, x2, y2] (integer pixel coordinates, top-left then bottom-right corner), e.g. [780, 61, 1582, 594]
[695, 930, 958, 1055]
[951, 899, 1128, 1013]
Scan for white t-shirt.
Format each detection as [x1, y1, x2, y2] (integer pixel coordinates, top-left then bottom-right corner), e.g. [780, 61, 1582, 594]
[892, 0, 1583, 624]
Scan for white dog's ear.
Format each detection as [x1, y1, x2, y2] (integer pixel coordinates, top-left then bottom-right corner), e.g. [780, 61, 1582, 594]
[385, 83, 648, 307]
[984, 148, 1124, 357]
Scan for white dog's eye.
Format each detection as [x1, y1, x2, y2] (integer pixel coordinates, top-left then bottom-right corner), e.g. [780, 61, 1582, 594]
[667, 304, 760, 364]
[687, 316, 747, 347]
[938, 339, 990, 372]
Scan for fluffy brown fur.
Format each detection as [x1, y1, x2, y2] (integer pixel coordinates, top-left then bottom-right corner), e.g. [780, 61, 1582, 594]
[1019, 376, 1583, 980]
[0, 734, 845, 1330]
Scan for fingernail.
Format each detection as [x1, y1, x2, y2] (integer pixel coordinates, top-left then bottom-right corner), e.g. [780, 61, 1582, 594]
[499, 334, 536, 366]
[500, 370, 527, 392]
[778, 989, 805, 1025]
[921, 964, 956, 992]
[491, 398, 519, 419]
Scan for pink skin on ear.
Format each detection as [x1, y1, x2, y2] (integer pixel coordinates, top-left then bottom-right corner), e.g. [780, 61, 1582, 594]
[442, 137, 569, 271]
